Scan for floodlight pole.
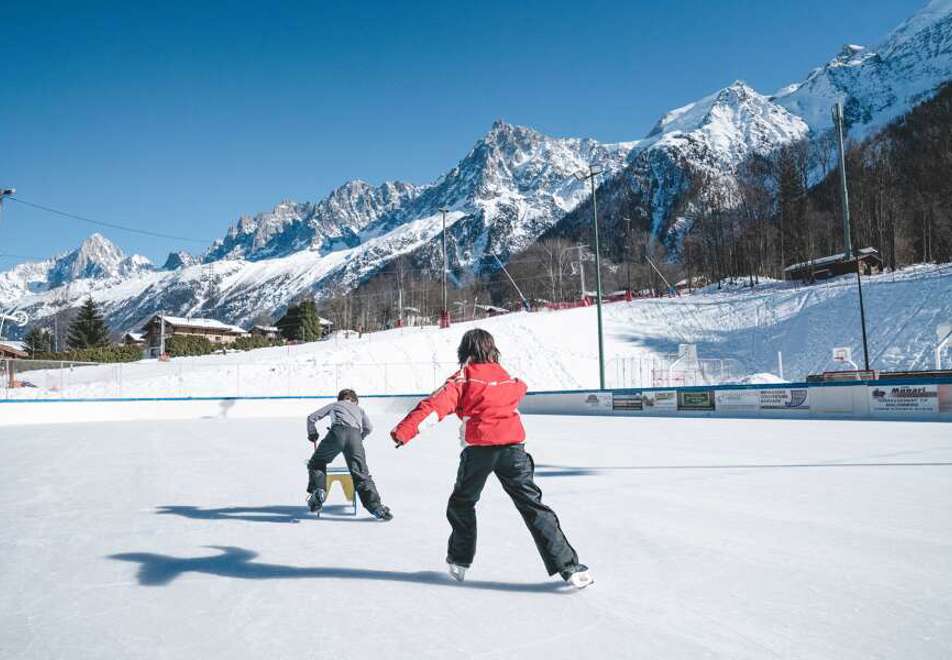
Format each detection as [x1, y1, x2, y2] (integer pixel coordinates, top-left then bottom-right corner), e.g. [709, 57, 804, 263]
[575, 166, 605, 389]
[832, 102, 870, 371]
[439, 208, 450, 328]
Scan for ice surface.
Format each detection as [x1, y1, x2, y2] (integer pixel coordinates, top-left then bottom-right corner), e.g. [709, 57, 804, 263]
[1, 413, 951, 658]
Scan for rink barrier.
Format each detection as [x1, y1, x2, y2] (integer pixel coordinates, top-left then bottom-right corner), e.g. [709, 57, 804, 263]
[1, 377, 951, 425]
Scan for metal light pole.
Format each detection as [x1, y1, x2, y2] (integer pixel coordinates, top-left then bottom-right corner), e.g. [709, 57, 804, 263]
[832, 101, 870, 371]
[574, 166, 605, 389]
[623, 216, 632, 296]
[439, 207, 450, 328]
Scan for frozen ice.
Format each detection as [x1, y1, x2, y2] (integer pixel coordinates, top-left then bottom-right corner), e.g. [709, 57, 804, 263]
[2, 412, 951, 658]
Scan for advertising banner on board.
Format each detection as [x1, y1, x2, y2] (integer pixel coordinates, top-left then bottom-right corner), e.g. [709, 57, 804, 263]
[612, 392, 643, 412]
[869, 385, 939, 414]
[582, 392, 613, 411]
[677, 390, 715, 411]
[759, 388, 810, 410]
[643, 390, 677, 412]
[714, 389, 760, 412]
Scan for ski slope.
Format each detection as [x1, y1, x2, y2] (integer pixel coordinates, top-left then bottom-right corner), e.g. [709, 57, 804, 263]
[5, 266, 952, 399]
[1, 412, 950, 659]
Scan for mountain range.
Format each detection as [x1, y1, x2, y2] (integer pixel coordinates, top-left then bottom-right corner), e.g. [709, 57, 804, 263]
[1, 0, 950, 336]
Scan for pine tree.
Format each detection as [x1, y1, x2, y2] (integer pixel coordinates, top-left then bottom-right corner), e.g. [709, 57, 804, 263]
[298, 300, 323, 341]
[276, 303, 301, 340]
[23, 327, 53, 355]
[66, 298, 111, 349]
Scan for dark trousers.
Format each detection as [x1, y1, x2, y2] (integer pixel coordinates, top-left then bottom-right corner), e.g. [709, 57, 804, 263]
[307, 425, 383, 512]
[447, 444, 579, 576]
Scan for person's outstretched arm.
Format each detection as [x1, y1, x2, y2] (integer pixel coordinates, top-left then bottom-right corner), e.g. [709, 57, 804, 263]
[306, 403, 334, 441]
[391, 372, 464, 446]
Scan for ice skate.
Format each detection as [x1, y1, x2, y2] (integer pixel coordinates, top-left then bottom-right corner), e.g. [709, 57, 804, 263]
[306, 489, 325, 514]
[447, 560, 467, 582]
[560, 564, 593, 589]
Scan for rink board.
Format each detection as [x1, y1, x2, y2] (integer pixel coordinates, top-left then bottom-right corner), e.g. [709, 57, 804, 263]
[2, 378, 951, 426]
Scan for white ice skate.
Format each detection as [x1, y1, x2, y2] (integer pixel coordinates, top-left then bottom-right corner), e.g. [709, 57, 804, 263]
[560, 564, 594, 589]
[447, 561, 467, 583]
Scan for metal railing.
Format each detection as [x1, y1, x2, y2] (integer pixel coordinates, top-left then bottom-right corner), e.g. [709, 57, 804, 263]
[1, 353, 751, 400]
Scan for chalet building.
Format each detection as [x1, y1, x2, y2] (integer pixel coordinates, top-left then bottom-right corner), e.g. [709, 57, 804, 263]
[250, 325, 281, 340]
[140, 315, 248, 357]
[784, 247, 883, 282]
[123, 331, 145, 347]
[0, 340, 28, 359]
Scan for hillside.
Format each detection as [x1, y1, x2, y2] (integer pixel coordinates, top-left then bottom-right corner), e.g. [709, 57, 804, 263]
[5, 265, 950, 399]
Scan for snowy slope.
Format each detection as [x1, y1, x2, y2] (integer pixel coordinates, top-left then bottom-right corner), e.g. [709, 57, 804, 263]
[5, 266, 950, 399]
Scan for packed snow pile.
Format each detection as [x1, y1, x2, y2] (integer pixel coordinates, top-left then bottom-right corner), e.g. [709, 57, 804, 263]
[4, 266, 951, 399]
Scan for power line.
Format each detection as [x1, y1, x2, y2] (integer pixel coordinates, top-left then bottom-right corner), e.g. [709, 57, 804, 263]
[7, 197, 214, 244]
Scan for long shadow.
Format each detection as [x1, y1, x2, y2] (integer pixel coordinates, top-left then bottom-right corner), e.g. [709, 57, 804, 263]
[535, 462, 952, 472]
[109, 546, 568, 593]
[534, 467, 600, 477]
[156, 505, 372, 524]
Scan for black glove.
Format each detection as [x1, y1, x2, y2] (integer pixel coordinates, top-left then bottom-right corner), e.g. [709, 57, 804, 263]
[308, 432, 319, 443]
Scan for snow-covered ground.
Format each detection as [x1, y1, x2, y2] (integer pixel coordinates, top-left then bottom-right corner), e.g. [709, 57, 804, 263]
[1, 413, 950, 659]
[4, 265, 952, 399]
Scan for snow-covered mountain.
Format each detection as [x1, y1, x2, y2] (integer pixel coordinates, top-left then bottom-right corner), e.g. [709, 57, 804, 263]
[0, 234, 153, 309]
[2, 1, 950, 334]
[551, 0, 952, 249]
[773, 0, 952, 135]
[0, 123, 635, 333]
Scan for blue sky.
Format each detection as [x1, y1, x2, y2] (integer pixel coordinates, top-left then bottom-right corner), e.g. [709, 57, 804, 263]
[0, 0, 925, 264]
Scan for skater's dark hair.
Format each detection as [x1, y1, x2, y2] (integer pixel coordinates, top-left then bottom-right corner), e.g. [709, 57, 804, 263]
[457, 328, 500, 365]
[338, 389, 358, 403]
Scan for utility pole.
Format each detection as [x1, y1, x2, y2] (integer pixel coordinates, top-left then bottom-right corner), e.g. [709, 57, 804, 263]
[832, 101, 870, 371]
[574, 166, 606, 389]
[624, 216, 632, 296]
[439, 208, 450, 328]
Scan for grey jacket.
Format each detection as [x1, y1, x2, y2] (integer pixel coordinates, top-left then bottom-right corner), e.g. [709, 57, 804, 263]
[307, 400, 373, 439]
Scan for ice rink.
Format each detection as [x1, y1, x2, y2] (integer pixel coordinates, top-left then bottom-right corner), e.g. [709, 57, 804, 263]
[2, 413, 951, 659]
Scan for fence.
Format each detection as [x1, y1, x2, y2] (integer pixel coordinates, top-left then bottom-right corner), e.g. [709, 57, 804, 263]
[1, 350, 751, 400]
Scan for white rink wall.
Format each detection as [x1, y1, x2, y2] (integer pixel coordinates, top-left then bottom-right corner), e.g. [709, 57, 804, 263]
[2, 380, 950, 427]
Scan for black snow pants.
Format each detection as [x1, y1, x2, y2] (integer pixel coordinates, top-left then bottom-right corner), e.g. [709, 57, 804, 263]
[307, 424, 383, 512]
[446, 443, 578, 576]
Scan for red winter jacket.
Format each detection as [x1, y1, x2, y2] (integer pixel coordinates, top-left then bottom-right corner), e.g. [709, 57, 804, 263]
[392, 362, 528, 446]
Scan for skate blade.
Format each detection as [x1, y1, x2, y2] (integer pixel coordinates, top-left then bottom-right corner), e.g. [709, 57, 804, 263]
[568, 571, 594, 589]
[447, 565, 467, 582]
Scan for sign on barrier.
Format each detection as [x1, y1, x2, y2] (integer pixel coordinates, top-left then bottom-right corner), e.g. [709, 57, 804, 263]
[643, 390, 677, 411]
[612, 392, 643, 411]
[760, 388, 810, 410]
[583, 392, 613, 411]
[869, 385, 939, 414]
[678, 390, 715, 411]
[714, 389, 760, 412]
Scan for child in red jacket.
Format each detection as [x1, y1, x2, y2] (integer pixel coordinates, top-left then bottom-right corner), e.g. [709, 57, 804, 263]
[390, 328, 592, 588]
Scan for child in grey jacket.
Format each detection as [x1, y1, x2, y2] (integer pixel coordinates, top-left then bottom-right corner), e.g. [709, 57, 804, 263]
[305, 389, 392, 520]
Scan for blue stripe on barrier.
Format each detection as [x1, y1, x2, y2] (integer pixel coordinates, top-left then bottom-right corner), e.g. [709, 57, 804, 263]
[3, 375, 952, 404]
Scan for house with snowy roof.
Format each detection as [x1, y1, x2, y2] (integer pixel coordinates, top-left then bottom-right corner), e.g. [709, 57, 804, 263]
[784, 247, 882, 282]
[140, 315, 248, 357]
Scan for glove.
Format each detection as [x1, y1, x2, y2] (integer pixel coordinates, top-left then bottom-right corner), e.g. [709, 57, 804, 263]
[308, 432, 320, 443]
[390, 430, 405, 448]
